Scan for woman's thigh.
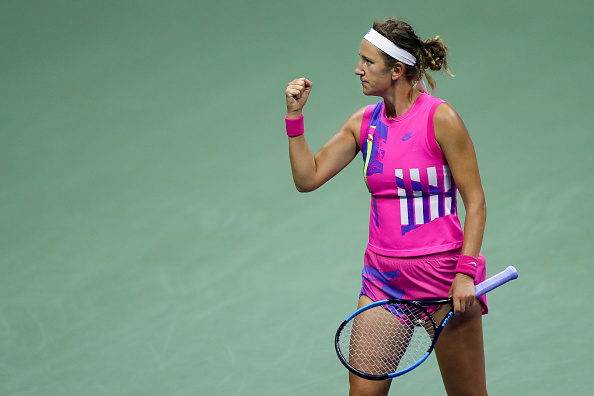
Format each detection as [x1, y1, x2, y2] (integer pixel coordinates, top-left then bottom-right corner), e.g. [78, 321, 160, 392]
[433, 301, 487, 396]
[348, 295, 394, 396]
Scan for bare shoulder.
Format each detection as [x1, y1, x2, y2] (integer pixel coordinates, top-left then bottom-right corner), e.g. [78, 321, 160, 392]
[433, 102, 470, 146]
[341, 106, 367, 143]
[434, 103, 465, 130]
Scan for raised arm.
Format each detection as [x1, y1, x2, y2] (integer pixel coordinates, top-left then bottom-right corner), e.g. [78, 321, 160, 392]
[285, 78, 361, 192]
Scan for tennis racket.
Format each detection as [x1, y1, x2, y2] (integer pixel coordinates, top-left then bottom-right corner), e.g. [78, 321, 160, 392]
[335, 265, 518, 380]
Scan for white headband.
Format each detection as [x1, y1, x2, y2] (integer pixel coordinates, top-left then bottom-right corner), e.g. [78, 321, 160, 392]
[363, 29, 417, 66]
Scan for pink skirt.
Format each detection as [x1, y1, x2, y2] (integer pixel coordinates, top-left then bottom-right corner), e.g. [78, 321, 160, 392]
[360, 248, 488, 315]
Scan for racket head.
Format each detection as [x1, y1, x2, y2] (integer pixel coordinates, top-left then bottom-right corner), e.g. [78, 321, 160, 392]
[335, 299, 441, 380]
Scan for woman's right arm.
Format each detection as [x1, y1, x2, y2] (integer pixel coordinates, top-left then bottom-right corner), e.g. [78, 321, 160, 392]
[285, 78, 362, 192]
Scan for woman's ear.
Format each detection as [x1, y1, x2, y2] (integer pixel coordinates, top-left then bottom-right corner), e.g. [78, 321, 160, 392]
[391, 62, 405, 81]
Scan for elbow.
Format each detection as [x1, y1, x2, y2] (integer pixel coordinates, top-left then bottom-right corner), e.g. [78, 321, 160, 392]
[293, 177, 321, 193]
[466, 195, 487, 220]
[294, 182, 316, 193]
[476, 197, 487, 221]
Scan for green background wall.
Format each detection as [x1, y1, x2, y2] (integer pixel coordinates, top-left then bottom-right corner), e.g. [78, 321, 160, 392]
[1, 1, 592, 394]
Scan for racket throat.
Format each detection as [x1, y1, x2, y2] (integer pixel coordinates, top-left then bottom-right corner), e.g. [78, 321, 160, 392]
[432, 310, 454, 342]
[441, 310, 454, 326]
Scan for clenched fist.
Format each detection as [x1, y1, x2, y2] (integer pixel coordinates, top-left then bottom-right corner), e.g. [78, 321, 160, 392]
[286, 78, 313, 118]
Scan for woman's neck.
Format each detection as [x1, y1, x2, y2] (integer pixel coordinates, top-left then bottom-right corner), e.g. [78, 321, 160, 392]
[383, 84, 422, 119]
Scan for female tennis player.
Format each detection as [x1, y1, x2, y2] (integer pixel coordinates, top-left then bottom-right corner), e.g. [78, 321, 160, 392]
[284, 18, 488, 396]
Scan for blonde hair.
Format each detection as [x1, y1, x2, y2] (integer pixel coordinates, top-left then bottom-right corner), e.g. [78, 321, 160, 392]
[372, 18, 454, 93]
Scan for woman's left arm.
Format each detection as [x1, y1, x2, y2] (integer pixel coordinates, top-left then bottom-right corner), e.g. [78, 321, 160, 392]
[434, 103, 487, 314]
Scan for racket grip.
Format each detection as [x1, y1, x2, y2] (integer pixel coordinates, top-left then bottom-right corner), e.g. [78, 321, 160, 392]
[474, 266, 518, 298]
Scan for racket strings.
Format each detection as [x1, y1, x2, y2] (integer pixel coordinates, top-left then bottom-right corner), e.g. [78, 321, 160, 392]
[337, 303, 435, 376]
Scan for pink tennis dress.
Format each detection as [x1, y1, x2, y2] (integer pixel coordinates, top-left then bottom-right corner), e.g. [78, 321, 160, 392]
[358, 93, 487, 313]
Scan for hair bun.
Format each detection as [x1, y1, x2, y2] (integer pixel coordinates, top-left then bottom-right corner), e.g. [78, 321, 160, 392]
[421, 36, 450, 72]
